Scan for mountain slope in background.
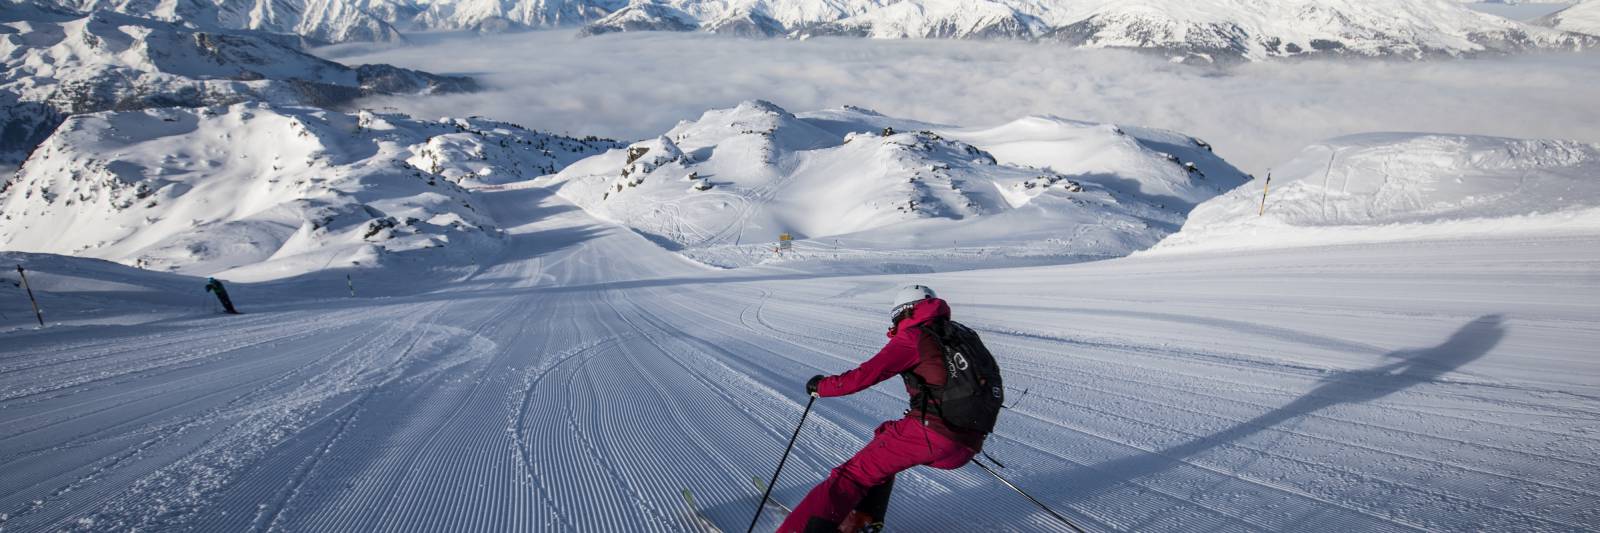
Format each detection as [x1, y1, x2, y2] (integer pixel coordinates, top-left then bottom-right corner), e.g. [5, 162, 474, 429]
[0, 103, 618, 279]
[572, 0, 1596, 61]
[411, 0, 623, 32]
[1152, 132, 1600, 252]
[21, 0, 1596, 60]
[1536, 0, 1600, 36]
[1038, 0, 1593, 61]
[27, 0, 410, 43]
[549, 101, 1248, 268]
[0, 3, 476, 166]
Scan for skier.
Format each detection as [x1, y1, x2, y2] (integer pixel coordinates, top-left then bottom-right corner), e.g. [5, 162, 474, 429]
[205, 277, 240, 315]
[779, 285, 987, 533]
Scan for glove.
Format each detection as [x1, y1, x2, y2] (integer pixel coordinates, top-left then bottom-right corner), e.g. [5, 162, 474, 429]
[807, 375, 824, 397]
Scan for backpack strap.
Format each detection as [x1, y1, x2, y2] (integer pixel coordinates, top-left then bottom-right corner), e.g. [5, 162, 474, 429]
[901, 320, 950, 421]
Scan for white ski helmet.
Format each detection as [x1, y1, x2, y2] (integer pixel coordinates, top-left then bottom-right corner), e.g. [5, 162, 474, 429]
[890, 284, 937, 319]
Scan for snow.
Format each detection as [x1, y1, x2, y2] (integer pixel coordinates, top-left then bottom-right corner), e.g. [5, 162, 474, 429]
[549, 101, 1247, 269]
[1463, 2, 1576, 21]
[0, 103, 618, 279]
[1152, 132, 1600, 253]
[20, 0, 1596, 59]
[2, 5, 1598, 532]
[0, 4, 476, 165]
[1536, 0, 1600, 35]
[1, 172, 1596, 531]
[32, 0, 409, 43]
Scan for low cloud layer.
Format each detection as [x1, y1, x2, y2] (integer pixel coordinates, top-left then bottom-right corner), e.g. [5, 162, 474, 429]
[326, 31, 1600, 175]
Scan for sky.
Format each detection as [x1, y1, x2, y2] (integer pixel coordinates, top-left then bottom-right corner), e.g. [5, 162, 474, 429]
[327, 31, 1600, 175]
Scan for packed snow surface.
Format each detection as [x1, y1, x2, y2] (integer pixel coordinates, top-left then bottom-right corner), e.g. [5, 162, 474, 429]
[1153, 132, 1600, 252]
[0, 103, 618, 278]
[551, 101, 1247, 268]
[1, 173, 1596, 530]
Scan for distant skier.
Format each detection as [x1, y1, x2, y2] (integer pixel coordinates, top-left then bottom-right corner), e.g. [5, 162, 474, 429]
[780, 285, 999, 533]
[205, 277, 240, 315]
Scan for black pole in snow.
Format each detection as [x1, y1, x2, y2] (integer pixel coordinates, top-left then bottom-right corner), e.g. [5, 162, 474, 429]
[971, 458, 1088, 533]
[17, 265, 44, 327]
[748, 395, 816, 533]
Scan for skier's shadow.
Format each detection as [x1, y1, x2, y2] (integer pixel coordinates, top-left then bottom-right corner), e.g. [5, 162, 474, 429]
[1051, 314, 1507, 512]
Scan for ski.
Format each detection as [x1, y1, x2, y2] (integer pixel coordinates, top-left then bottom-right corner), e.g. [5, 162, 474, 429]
[751, 475, 794, 516]
[681, 488, 726, 533]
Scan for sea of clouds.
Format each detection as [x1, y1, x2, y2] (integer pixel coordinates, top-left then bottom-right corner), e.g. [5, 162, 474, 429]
[326, 31, 1600, 175]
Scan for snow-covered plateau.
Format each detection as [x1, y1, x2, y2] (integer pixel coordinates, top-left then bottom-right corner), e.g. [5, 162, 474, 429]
[0, 3, 477, 165]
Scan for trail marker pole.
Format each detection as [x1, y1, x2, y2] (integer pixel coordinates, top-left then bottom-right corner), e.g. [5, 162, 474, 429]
[1258, 173, 1272, 217]
[347, 274, 356, 297]
[17, 265, 44, 327]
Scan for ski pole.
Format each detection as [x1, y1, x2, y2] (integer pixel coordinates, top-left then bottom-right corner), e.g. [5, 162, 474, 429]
[971, 457, 1087, 533]
[17, 265, 44, 327]
[748, 395, 815, 533]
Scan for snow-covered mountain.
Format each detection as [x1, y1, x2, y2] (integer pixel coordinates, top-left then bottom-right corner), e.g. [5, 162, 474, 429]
[799, 0, 1041, 39]
[1038, 0, 1593, 61]
[571, 0, 1596, 61]
[1535, 0, 1600, 36]
[17, 0, 1597, 59]
[549, 100, 1247, 268]
[29, 0, 412, 43]
[0, 3, 476, 166]
[411, 0, 623, 33]
[0, 103, 619, 278]
[1152, 132, 1600, 252]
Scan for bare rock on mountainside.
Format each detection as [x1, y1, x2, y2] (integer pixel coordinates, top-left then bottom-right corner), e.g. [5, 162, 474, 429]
[0, 2, 478, 166]
[0, 104, 620, 278]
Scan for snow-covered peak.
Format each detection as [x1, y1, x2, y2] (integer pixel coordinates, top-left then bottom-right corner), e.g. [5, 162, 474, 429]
[0, 4, 475, 165]
[945, 115, 1246, 210]
[412, 0, 624, 32]
[30, 0, 410, 43]
[666, 99, 839, 154]
[556, 0, 1597, 60]
[551, 101, 1247, 268]
[1045, 0, 1595, 61]
[1153, 132, 1600, 252]
[578, 2, 698, 35]
[0, 104, 619, 278]
[1536, 0, 1600, 36]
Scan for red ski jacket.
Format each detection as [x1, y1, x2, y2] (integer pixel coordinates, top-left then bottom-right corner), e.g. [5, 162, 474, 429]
[813, 298, 986, 450]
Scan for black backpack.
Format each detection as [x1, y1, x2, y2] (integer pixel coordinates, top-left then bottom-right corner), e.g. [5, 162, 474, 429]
[905, 319, 1004, 434]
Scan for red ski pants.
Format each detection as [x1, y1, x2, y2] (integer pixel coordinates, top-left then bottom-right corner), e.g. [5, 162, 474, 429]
[777, 417, 977, 532]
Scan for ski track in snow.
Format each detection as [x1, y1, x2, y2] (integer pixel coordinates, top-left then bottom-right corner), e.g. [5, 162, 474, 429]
[2, 183, 1597, 532]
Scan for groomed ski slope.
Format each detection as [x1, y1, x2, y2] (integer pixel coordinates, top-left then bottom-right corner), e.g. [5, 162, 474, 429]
[2, 182, 1598, 532]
